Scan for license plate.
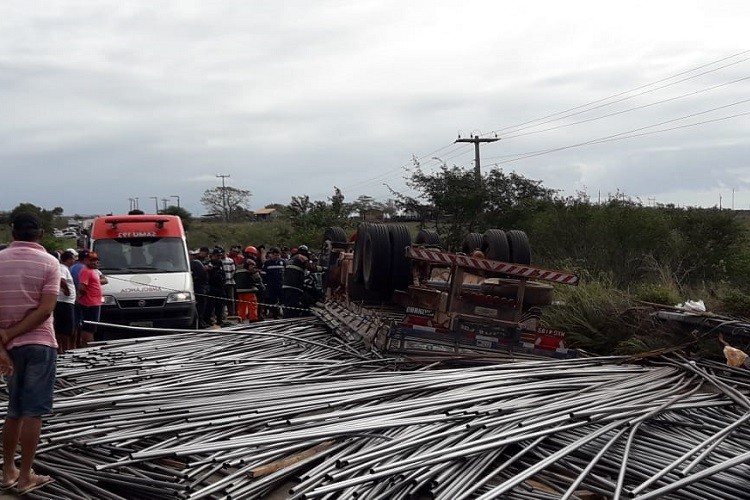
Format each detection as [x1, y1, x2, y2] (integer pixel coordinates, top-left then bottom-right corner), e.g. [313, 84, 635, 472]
[130, 321, 154, 327]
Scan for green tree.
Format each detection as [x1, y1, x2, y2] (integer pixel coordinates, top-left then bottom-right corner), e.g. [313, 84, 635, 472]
[286, 188, 353, 246]
[200, 186, 252, 222]
[394, 161, 554, 250]
[163, 205, 193, 230]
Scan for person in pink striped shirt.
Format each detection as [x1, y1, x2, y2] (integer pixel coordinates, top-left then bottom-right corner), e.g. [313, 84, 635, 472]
[0, 212, 58, 494]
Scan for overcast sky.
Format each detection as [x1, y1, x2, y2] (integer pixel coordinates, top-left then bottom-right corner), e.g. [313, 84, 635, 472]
[1, 1, 748, 216]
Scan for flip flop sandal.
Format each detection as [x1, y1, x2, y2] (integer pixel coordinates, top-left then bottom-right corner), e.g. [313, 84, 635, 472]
[17, 476, 54, 495]
[0, 479, 17, 490]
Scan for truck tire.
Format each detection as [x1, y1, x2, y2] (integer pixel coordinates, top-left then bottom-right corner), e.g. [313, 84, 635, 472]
[388, 224, 412, 292]
[506, 229, 531, 265]
[353, 223, 371, 284]
[323, 226, 348, 245]
[481, 229, 510, 262]
[363, 224, 391, 291]
[415, 229, 442, 246]
[461, 233, 483, 254]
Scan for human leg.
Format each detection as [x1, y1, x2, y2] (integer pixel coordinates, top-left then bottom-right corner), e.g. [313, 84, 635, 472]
[247, 293, 259, 321]
[4, 346, 55, 491]
[236, 293, 250, 321]
[79, 305, 100, 348]
[2, 418, 20, 486]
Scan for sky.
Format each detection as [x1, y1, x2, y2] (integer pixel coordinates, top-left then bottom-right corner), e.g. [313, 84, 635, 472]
[1, 1, 749, 217]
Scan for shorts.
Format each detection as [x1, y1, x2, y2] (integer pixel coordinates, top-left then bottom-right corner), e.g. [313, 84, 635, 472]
[6, 345, 57, 418]
[54, 302, 75, 336]
[80, 305, 101, 333]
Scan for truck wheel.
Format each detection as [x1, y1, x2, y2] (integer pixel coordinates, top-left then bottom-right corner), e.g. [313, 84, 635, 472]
[363, 224, 391, 291]
[461, 233, 483, 254]
[506, 230, 531, 265]
[389, 224, 412, 292]
[323, 226, 348, 245]
[353, 223, 371, 284]
[481, 229, 510, 262]
[415, 229, 442, 246]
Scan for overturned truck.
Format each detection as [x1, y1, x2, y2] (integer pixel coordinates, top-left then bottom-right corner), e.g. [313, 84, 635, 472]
[315, 223, 580, 359]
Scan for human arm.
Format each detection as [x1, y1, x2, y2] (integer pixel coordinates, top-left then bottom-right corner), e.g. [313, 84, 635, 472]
[0, 293, 58, 346]
[60, 277, 71, 296]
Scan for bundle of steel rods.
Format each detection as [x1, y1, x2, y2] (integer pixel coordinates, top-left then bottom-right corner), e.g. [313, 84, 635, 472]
[1, 317, 748, 499]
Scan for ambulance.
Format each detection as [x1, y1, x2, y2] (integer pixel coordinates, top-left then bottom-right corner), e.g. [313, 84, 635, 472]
[88, 214, 197, 332]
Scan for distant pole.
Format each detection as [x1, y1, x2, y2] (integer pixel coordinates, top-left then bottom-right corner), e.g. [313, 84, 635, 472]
[150, 196, 159, 214]
[128, 198, 135, 211]
[161, 198, 169, 212]
[454, 135, 499, 183]
[216, 174, 231, 221]
[171, 195, 181, 209]
[135, 197, 139, 210]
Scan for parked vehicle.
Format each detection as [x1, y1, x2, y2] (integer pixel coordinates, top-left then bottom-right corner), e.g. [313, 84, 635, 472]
[316, 224, 579, 359]
[88, 214, 197, 333]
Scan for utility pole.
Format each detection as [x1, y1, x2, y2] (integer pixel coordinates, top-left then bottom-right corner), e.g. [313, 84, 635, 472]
[161, 198, 169, 212]
[134, 197, 139, 210]
[150, 196, 159, 214]
[171, 195, 181, 209]
[128, 198, 135, 211]
[454, 134, 499, 183]
[216, 174, 231, 221]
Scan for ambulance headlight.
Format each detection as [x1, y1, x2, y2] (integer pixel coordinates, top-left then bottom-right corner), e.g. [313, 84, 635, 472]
[102, 295, 117, 306]
[167, 292, 192, 303]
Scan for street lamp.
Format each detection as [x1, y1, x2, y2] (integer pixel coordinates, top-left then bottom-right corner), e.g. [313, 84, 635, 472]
[150, 196, 159, 214]
[171, 195, 180, 209]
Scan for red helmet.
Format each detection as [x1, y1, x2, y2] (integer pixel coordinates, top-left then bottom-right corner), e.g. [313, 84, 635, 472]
[244, 246, 258, 255]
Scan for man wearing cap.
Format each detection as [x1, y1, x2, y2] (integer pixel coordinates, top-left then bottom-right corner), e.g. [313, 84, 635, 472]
[0, 212, 59, 493]
[77, 252, 108, 347]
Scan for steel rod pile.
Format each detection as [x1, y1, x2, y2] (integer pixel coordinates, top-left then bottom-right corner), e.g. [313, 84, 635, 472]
[1, 318, 748, 499]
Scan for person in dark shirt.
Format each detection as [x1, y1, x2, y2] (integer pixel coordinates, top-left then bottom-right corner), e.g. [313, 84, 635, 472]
[205, 248, 226, 327]
[235, 259, 265, 322]
[189, 250, 209, 328]
[261, 246, 285, 319]
[282, 246, 310, 318]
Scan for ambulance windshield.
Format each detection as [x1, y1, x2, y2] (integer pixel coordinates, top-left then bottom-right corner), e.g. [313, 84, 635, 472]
[94, 237, 189, 273]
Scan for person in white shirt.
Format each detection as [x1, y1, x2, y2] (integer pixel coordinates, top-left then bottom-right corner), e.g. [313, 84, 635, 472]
[55, 250, 77, 353]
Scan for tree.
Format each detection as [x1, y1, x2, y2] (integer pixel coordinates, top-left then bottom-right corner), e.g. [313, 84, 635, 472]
[200, 186, 252, 222]
[286, 188, 353, 245]
[392, 161, 555, 250]
[10, 203, 54, 231]
[163, 205, 193, 230]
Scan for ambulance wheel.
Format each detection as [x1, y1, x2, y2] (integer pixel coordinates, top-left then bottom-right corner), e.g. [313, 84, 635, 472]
[481, 229, 510, 262]
[388, 224, 413, 292]
[415, 229, 442, 246]
[363, 224, 391, 292]
[461, 233, 483, 255]
[506, 230, 531, 265]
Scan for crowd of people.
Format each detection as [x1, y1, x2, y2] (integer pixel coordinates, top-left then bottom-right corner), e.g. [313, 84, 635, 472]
[0, 212, 328, 494]
[190, 243, 324, 328]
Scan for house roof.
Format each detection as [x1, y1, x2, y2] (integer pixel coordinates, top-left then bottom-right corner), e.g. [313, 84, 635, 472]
[254, 208, 278, 215]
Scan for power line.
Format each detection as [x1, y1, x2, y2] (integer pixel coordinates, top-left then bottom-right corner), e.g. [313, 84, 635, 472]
[483, 100, 750, 167]
[483, 50, 750, 138]
[500, 76, 750, 140]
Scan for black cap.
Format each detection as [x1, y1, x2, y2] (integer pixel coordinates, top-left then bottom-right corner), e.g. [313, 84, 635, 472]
[11, 212, 41, 231]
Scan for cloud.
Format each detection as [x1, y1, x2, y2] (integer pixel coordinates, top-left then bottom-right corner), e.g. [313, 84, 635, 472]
[0, 1, 748, 215]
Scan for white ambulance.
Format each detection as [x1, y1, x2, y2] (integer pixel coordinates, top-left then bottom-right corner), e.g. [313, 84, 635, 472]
[89, 214, 197, 331]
